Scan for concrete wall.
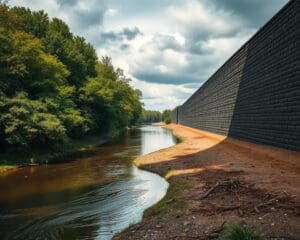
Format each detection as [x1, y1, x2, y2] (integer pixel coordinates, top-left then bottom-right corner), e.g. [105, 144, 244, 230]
[172, 0, 300, 151]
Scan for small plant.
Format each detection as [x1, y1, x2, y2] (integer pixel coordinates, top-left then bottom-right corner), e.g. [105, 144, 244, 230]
[220, 225, 263, 240]
[165, 119, 171, 124]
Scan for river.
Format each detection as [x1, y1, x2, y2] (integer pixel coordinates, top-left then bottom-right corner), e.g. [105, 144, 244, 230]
[0, 125, 177, 240]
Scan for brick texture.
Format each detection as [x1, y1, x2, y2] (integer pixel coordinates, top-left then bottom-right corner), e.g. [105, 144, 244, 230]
[172, 0, 300, 152]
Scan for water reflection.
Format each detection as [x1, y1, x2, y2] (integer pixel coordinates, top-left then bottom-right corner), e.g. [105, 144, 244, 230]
[0, 125, 177, 240]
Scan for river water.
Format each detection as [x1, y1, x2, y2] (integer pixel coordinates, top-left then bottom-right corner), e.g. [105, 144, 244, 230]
[0, 125, 177, 240]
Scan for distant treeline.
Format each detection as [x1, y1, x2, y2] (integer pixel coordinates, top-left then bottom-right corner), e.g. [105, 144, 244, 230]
[139, 109, 172, 124]
[0, 3, 143, 152]
[139, 110, 162, 123]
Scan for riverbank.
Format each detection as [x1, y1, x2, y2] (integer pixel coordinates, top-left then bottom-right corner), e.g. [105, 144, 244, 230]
[0, 135, 109, 175]
[114, 124, 300, 239]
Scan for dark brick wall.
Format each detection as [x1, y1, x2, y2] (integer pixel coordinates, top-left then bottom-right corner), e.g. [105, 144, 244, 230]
[172, 0, 300, 151]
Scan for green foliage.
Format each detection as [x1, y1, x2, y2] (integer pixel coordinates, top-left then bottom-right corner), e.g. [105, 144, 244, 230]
[162, 109, 172, 124]
[43, 19, 97, 87]
[10, 7, 49, 38]
[80, 61, 142, 132]
[0, 3, 20, 29]
[0, 29, 70, 96]
[220, 225, 264, 240]
[0, 3, 143, 161]
[0, 93, 67, 147]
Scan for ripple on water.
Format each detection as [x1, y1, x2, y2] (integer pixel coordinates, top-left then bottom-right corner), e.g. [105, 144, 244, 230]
[0, 126, 176, 240]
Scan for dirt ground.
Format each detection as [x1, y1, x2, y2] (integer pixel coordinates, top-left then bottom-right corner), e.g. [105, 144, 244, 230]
[114, 124, 300, 240]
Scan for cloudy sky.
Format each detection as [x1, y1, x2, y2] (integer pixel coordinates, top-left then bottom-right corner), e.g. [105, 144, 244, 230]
[10, 0, 287, 111]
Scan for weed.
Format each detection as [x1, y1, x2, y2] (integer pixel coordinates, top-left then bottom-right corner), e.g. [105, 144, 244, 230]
[220, 225, 263, 240]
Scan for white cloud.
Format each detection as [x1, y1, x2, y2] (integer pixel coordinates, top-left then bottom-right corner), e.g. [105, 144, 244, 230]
[155, 65, 169, 74]
[131, 78, 196, 111]
[167, 0, 241, 41]
[105, 8, 118, 16]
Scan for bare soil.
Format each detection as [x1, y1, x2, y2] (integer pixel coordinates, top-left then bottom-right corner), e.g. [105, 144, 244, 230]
[114, 124, 300, 240]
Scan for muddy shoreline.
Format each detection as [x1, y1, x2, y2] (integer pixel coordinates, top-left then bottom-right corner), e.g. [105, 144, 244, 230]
[0, 138, 108, 175]
[114, 124, 300, 239]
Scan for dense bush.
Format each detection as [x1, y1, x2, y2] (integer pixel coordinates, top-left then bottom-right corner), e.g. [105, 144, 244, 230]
[162, 109, 172, 124]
